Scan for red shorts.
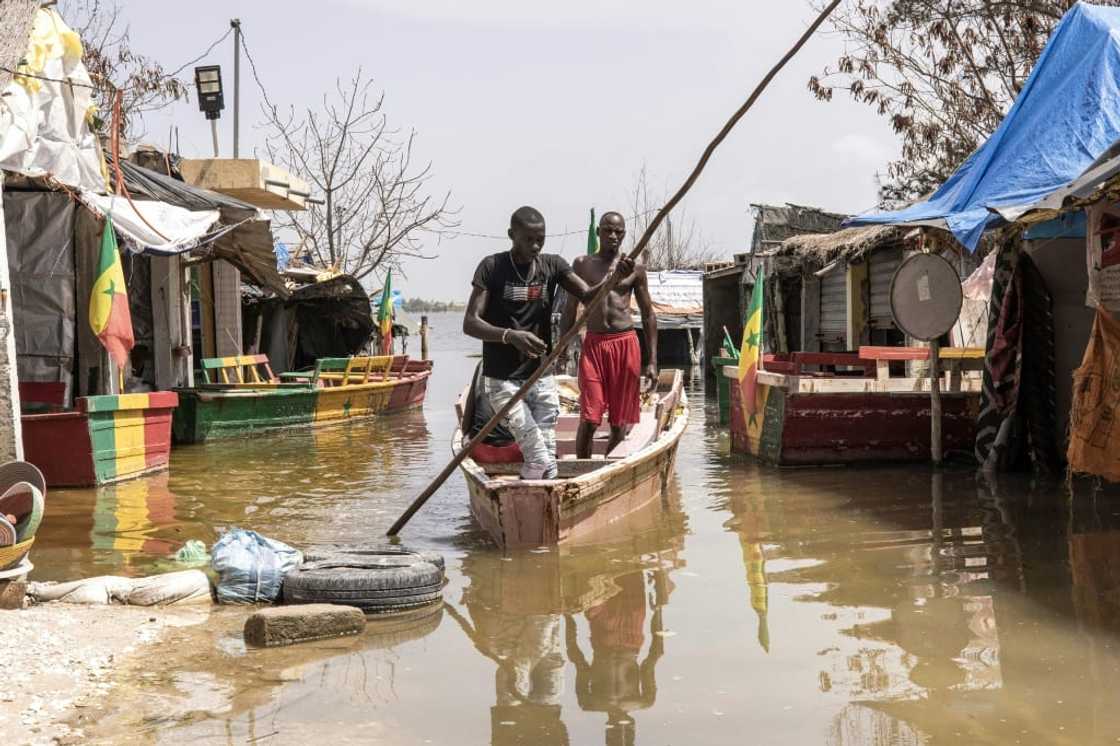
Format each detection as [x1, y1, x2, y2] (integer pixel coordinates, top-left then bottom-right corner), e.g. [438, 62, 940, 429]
[579, 330, 641, 426]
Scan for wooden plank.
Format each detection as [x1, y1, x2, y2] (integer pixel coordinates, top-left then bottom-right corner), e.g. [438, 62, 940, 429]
[938, 347, 985, 360]
[791, 376, 981, 395]
[607, 415, 658, 459]
[859, 345, 930, 361]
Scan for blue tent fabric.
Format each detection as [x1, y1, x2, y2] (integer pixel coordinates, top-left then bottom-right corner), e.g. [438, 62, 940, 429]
[847, 3, 1120, 252]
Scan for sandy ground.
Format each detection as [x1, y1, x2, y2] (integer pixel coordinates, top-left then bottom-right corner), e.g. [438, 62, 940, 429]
[0, 603, 210, 745]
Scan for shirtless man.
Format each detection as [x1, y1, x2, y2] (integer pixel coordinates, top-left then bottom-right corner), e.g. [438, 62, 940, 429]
[464, 206, 635, 480]
[560, 211, 657, 459]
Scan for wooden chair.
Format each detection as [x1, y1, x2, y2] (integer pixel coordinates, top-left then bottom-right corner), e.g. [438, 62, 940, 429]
[199, 354, 278, 385]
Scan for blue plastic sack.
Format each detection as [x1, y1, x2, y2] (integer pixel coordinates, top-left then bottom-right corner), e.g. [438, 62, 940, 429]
[211, 528, 303, 604]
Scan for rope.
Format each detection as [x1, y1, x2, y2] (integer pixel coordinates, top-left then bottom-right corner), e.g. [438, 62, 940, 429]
[0, 26, 233, 92]
[109, 90, 170, 242]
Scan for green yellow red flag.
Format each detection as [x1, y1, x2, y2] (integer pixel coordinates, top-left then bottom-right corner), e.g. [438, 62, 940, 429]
[737, 268, 764, 423]
[89, 216, 134, 368]
[586, 208, 599, 255]
[378, 270, 393, 355]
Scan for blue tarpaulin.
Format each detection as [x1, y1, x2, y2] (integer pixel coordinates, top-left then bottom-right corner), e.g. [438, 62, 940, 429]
[847, 2, 1120, 252]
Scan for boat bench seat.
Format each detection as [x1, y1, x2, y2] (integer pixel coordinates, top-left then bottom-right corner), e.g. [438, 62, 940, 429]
[859, 345, 985, 387]
[606, 413, 659, 460]
[308, 355, 405, 387]
[200, 354, 278, 385]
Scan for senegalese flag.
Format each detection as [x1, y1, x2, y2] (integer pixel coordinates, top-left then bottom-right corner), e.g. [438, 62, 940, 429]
[89, 216, 134, 368]
[378, 270, 393, 355]
[737, 268, 764, 423]
[586, 208, 599, 255]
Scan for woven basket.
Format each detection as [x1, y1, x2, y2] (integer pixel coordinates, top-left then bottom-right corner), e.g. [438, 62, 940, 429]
[0, 536, 33, 571]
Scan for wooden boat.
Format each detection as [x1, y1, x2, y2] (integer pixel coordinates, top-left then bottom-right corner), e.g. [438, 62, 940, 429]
[20, 384, 178, 487]
[725, 346, 982, 466]
[173, 353, 431, 443]
[454, 369, 688, 548]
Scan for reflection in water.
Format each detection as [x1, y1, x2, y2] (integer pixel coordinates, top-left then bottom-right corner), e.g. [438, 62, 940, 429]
[91, 473, 180, 571]
[456, 489, 686, 746]
[567, 568, 671, 746]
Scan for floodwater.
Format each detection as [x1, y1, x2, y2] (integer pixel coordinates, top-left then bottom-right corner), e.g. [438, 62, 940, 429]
[31, 312, 1120, 745]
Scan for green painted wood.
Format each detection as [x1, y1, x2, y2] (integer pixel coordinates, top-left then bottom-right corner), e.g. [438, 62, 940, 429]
[713, 356, 737, 425]
[87, 410, 118, 483]
[172, 387, 318, 444]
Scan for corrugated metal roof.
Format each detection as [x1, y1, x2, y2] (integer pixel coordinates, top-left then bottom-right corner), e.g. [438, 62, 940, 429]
[646, 270, 703, 311]
[631, 270, 704, 328]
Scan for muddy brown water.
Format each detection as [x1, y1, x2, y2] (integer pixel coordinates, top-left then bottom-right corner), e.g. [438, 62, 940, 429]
[30, 313, 1120, 744]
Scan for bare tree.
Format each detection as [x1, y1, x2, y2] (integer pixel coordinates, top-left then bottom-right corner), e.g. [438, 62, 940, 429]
[808, 0, 1120, 202]
[59, 0, 187, 137]
[628, 165, 715, 270]
[263, 70, 457, 282]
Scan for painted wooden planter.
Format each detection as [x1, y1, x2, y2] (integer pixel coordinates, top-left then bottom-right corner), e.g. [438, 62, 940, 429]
[22, 392, 179, 487]
[724, 349, 981, 466]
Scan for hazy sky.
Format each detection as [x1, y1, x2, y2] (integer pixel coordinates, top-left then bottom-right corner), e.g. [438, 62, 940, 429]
[113, 1, 897, 300]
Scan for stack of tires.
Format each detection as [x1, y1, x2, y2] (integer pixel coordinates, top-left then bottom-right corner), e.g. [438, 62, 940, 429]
[282, 545, 445, 614]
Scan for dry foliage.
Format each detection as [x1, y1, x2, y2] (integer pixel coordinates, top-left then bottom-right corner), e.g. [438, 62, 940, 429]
[628, 165, 715, 271]
[809, 0, 1120, 202]
[59, 0, 187, 137]
[264, 70, 457, 282]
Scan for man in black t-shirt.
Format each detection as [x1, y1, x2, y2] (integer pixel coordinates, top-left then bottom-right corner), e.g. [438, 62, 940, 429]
[464, 206, 633, 479]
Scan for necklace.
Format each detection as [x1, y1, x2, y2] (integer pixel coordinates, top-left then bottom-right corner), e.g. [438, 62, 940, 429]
[508, 250, 535, 284]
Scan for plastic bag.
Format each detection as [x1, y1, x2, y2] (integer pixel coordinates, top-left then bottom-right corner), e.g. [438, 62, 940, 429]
[174, 539, 210, 567]
[211, 528, 303, 604]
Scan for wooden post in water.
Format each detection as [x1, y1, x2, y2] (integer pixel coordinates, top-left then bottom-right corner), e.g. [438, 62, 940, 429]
[929, 338, 943, 465]
[420, 315, 429, 361]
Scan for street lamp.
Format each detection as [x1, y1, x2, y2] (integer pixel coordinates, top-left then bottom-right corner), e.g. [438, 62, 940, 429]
[194, 65, 224, 157]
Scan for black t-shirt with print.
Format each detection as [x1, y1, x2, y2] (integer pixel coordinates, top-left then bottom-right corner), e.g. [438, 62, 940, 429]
[472, 251, 574, 380]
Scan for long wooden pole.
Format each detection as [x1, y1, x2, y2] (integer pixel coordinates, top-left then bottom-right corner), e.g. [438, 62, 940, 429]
[387, 1, 843, 537]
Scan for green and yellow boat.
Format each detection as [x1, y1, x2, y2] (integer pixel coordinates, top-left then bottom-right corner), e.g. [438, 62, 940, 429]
[172, 354, 432, 444]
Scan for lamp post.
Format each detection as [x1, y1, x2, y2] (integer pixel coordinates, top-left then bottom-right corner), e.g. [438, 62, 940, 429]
[193, 65, 225, 157]
[231, 19, 241, 158]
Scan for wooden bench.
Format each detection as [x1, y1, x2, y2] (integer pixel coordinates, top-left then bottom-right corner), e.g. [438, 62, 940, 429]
[19, 382, 66, 413]
[859, 346, 984, 391]
[309, 355, 397, 387]
[607, 413, 659, 460]
[200, 354, 278, 385]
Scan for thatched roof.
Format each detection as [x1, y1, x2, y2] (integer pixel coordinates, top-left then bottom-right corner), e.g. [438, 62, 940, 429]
[772, 225, 905, 269]
[749, 203, 847, 254]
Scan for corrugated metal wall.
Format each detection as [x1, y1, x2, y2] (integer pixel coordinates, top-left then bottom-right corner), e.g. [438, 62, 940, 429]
[870, 248, 903, 329]
[819, 267, 847, 349]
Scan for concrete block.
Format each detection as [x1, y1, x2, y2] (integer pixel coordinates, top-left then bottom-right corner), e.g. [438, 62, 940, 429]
[0, 578, 27, 609]
[244, 603, 365, 648]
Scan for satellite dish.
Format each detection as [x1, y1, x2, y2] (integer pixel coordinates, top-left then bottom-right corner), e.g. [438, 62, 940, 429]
[889, 253, 962, 341]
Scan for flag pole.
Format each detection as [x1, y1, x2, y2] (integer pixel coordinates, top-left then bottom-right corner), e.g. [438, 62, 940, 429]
[386, 0, 844, 537]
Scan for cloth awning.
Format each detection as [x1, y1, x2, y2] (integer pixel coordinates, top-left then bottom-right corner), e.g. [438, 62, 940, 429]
[847, 3, 1120, 252]
[80, 192, 220, 254]
[0, 9, 104, 192]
